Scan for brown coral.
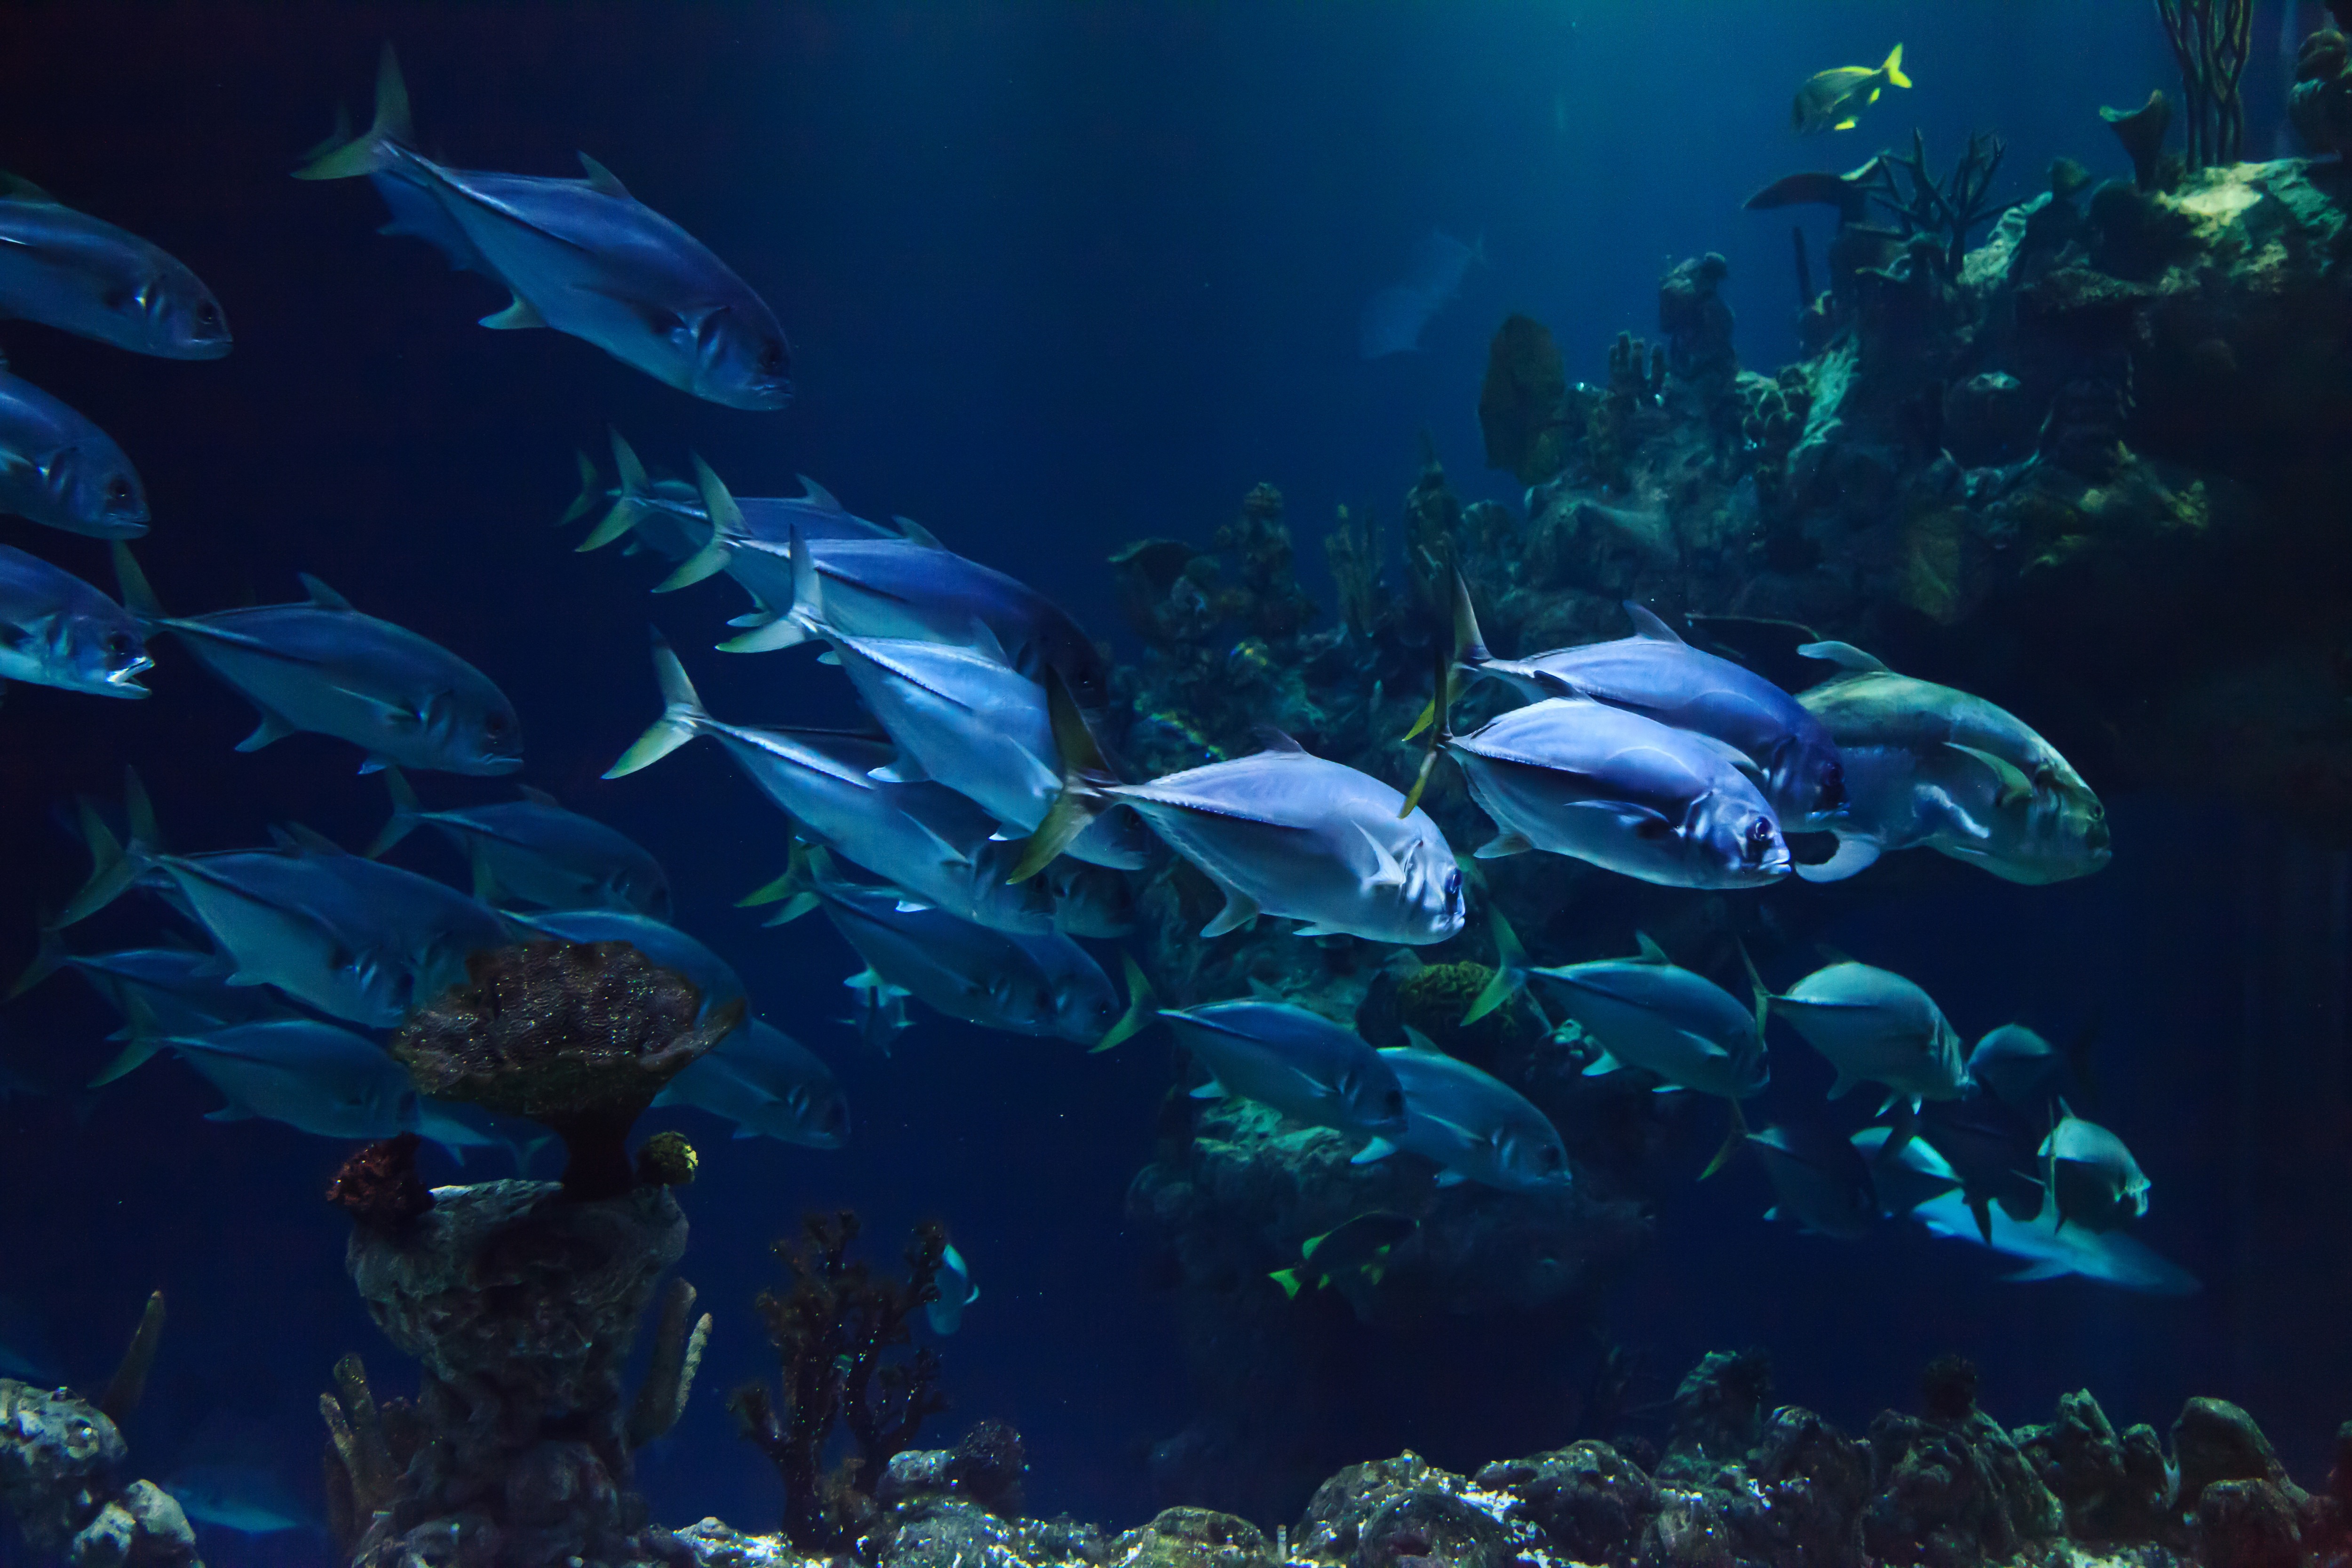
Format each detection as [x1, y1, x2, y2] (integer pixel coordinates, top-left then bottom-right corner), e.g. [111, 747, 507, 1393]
[390, 940, 743, 1201]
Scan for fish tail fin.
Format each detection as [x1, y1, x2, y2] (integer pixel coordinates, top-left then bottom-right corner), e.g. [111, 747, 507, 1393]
[1269, 1269, 1303, 1299]
[744, 840, 824, 927]
[714, 514, 816, 650]
[1092, 952, 1156, 1052]
[1399, 635, 1456, 818]
[1008, 669, 1115, 883]
[364, 764, 425, 857]
[57, 780, 156, 928]
[1882, 44, 1909, 89]
[109, 542, 164, 623]
[294, 43, 413, 179]
[1738, 937, 1771, 1038]
[1405, 571, 1485, 743]
[88, 1033, 166, 1088]
[122, 765, 158, 850]
[576, 430, 650, 550]
[1463, 903, 1527, 1024]
[653, 455, 744, 591]
[6, 923, 66, 1001]
[1699, 1099, 1749, 1181]
[558, 448, 601, 527]
[604, 629, 709, 778]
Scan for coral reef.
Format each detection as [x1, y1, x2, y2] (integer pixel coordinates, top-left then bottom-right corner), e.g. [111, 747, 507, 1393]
[391, 939, 743, 1202]
[1127, 1093, 1647, 1518]
[326, 1132, 436, 1233]
[0, 1381, 199, 1567]
[728, 1210, 952, 1556]
[328, 1177, 699, 1566]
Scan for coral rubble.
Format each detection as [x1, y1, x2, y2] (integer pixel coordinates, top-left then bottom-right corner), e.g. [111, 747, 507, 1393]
[0, 1380, 199, 1567]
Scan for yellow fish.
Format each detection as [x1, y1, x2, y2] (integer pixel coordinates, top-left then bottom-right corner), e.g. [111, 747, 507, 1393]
[1792, 44, 1910, 134]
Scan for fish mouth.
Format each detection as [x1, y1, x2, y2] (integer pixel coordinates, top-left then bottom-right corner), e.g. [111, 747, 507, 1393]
[477, 754, 526, 775]
[720, 375, 795, 411]
[102, 658, 155, 697]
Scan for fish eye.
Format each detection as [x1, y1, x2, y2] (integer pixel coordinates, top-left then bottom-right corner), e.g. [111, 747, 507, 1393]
[1817, 759, 1845, 809]
[1747, 818, 1776, 853]
[103, 632, 136, 660]
[483, 712, 509, 739]
[759, 342, 786, 375]
[104, 476, 134, 507]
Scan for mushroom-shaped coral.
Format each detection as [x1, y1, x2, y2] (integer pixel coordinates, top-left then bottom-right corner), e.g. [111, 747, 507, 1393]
[391, 940, 743, 1201]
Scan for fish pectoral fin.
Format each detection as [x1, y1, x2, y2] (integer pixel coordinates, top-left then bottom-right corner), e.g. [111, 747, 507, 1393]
[1834, 118, 1859, 130]
[868, 758, 929, 784]
[1564, 800, 1677, 839]
[480, 294, 547, 330]
[893, 899, 933, 914]
[1201, 890, 1260, 939]
[1581, 1049, 1625, 1077]
[234, 709, 299, 752]
[1825, 1068, 1860, 1099]
[1188, 1075, 1228, 1099]
[1944, 742, 2036, 806]
[1433, 1169, 1470, 1188]
[1475, 831, 1533, 859]
[1351, 1136, 1398, 1165]
[1293, 923, 1345, 938]
[1796, 833, 1881, 883]
[2003, 1259, 2074, 1282]
[1354, 820, 1407, 887]
[1917, 787, 1993, 842]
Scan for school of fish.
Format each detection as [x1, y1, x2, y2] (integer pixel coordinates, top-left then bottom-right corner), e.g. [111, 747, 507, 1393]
[1, 38, 2181, 1344]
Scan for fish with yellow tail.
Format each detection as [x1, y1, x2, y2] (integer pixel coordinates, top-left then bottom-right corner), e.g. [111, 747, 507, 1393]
[1793, 45, 1911, 134]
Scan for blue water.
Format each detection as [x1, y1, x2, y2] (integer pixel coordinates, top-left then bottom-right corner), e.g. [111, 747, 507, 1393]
[0, 5, 2344, 1562]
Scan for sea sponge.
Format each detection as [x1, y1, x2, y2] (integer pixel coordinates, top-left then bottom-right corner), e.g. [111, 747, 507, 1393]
[391, 940, 743, 1201]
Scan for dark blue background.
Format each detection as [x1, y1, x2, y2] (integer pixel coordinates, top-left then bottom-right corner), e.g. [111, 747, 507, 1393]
[1, 5, 2344, 1564]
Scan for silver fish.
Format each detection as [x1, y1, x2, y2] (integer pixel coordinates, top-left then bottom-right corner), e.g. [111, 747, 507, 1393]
[1745, 1123, 1882, 1238]
[515, 908, 747, 1032]
[162, 1465, 309, 1536]
[1893, 1139, 2194, 1292]
[1915, 1087, 2047, 1242]
[366, 766, 670, 917]
[1792, 45, 1910, 134]
[0, 361, 146, 535]
[2040, 1111, 2151, 1233]
[1763, 959, 1965, 1110]
[62, 817, 510, 1030]
[671, 468, 1112, 705]
[568, 432, 897, 556]
[1020, 689, 1463, 945]
[1442, 696, 1788, 889]
[1362, 1040, 1570, 1191]
[1530, 932, 1767, 1103]
[0, 171, 230, 358]
[114, 545, 521, 775]
[10, 936, 296, 1086]
[814, 622, 1145, 871]
[813, 870, 1142, 1046]
[605, 636, 1062, 934]
[297, 50, 790, 409]
[654, 1019, 848, 1148]
[0, 543, 151, 696]
[1160, 1000, 1407, 1142]
[1966, 1023, 2077, 1114]
[158, 1019, 415, 1141]
[927, 1243, 979, 1335]
[1794, 641, 2109, 884]
[839, 976, 914, 1056]
[1442, 580, 1845, 827]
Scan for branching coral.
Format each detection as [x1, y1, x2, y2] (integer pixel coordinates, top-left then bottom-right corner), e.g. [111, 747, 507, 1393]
[730, 1210, 951, 1556]
[2156, 0, 2254, 167]
[1215, 484, 1317, 641]
[1864, 130, 2012, 276]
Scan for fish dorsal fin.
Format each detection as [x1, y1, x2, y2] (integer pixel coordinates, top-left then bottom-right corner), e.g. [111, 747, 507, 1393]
[278, 821, 348, 856]
[0, 171, 56, 204]
[576, 152, 630, 199]
[892, 516, 946, 549]
[516, 783, 560, 808]
[1634, 931, 1669, 964]
[965, 617, 1011, 666]
[1796, 640, 1888, 674]
[795, 475, 842, 512]
[1400, 1025, 1439, 1053]
[1354, 821, 1406, 887]
[1253, 726, 1307, 755]
[298, 574, 354, 612]
[1623, 602, 1687, 645]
